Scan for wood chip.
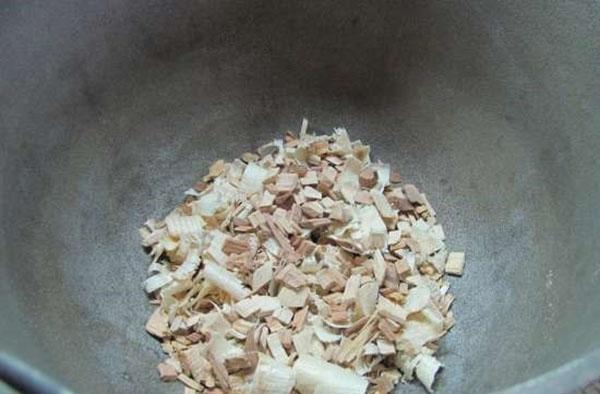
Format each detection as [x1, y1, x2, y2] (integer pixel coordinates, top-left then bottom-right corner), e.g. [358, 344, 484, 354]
[371, 190, 398, 229]
[267, 333, 288, 362]
[378, 318, 399, 342]
[359, 168, 378, 189]
[146, 308, 169, 338]
[354, 190, 373, 205]
[265, 215, 300, 262]
[234, 296, 281, 318]
[377, 338, 397, 355]
[404, 184, 425, 204]
[342, 274, 361, 304]
[251, 260, 273, 291]
[277, 286, 309, 308]
[301, 201, 325, 218]
[324, 155, 344, 166]
[222, 237, 250, 255]
[299, 217, 332, 229]
[224, 353, 258, 374]
[273, 307, 294, 325]
[157, 363, 178, 382]
[445, 252, 465, 276]
[275, 173, 299, 193]
[296, 240, 317, 257]
[275, 263, 309, 289]
[301, 171, 319, 186]
[357, 281, 379, 317]
[291, 306, 309, 331]
[292, 327, 314, 355]
[207, 351, 230, 391]
[395, 260, 412, 279]
[317, 269, 346, 292]
[177, 373, 203, 391]
[302, 186, 322, 200]
[377, 296, 408, 324]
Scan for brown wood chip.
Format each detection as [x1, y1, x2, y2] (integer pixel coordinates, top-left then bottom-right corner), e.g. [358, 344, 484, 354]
[224, 353, 258, 374]
[359, 168, 378, 189]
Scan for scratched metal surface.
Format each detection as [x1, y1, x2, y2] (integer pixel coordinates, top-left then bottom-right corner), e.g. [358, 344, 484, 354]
[1, 1, 599, 393]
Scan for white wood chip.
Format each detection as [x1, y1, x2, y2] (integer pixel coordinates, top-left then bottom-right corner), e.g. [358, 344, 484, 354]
[252, 260, 273, 291]
[277, 286, 309, 308]
[376, 339, 396, 355]
[273, 307, 294, 325]
[357, 281, 379, 317]
[303, 186, 322, 200]
[293, 327, 314, 355]
[342, 274, 361, 304]
[234, 296, 281, 318]
[445, 252, 465, 276]
[267, 333, 289, 363]
[377, 296, 408, 324]
[415, 355, 443, 393]
[240, 162, 270, 193]
[301, 171, 319, 186]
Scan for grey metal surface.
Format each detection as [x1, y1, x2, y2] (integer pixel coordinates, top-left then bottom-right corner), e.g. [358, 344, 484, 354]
[1, 0, 599, 393]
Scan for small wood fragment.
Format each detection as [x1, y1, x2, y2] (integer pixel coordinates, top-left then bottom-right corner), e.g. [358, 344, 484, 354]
[371, 190, 398, 229]
[157, 363, 178, 382]
[224, 353, 258, 374]
[177, 374, 202, 391]
[299, 217, 332, 229]
[342, 274, 361, 304]
[359, 168, 378, 189]
[252, 260, 273, 291]
[354, 190, 373, 205]
[291, 306, 309, 331]
[403, 184, 425, 204]
[207, 351, 230, 391]
[273, 307, 294, 325]
[377, 338, 397, 355]
[301, 201, 325, 218]
[267, 333, 288, 362]
[275, 173, 299, 193]
[222, 237, 250, 255]
[275, 263, 309, 289]
[446, 252, 465, 276]
[277, 286, 309, 308]
[301, 171, 319, 186]
[303, 186, 322, 200]
[377, 296, 408, 324]
[146, 308, 169, 338]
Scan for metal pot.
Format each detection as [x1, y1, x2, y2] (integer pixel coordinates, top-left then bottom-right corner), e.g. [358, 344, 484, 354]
[1, 1, 599, 393]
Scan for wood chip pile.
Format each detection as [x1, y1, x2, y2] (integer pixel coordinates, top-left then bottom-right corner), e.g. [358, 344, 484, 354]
[140, 120, 464, 393]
